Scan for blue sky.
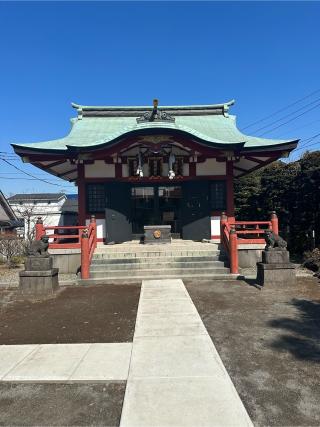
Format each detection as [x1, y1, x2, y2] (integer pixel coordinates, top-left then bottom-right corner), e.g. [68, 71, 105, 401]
[0, 1, 320, 195]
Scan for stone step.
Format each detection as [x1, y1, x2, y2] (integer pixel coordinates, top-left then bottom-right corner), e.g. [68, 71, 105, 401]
[91, 255, 225, 265]
[90, 260, 227, 271]
[95, 244, 220, 252]
[78, 273, 242, 286]
[93, 250, 221, 260]
[89, 267, 230, 278]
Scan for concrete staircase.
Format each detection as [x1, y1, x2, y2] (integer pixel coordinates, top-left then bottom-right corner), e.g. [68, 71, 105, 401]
[78, 240, 240, 285]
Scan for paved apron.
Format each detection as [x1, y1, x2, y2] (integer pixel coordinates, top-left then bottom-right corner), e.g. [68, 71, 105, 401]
[120, 279, 253, 427]
[0, 278, 253, 426]
[0, 343, 132, 382]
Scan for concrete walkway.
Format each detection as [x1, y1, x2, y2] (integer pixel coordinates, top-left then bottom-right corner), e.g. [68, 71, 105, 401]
[120, 279, 253, 427]
[0, 278, 253, 426]
[0, 343, 131, 382]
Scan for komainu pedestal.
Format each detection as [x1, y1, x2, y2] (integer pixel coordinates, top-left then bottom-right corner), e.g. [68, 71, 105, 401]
[19, 236, 59, 295]
[256, 231, 295, 286]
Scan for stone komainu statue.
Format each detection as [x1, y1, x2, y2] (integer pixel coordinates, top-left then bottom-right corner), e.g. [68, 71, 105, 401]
[28, 235, 50, 257]
[264, 230, 287, 251]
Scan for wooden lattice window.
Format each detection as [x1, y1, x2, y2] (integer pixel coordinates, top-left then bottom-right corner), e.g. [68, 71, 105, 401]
[128, 158, 138, 177]
[149, 158, 163, 177]
[86, 183, 105, 213]
[210, 181, 226, 210]
[173, 157, 184, 176]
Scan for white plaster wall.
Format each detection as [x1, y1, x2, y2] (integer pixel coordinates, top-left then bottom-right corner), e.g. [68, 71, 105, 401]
[196, 159, 226, 176]
[183, 163, 189, 176]
[86, 218, 105, 239]
[10, 200, 66, 240]
[85, 161, 115, 178]
[162, 163, 169, 176]
[122, 164, 129, 177]
[211, 216, 220, 237]
[142, 163, 149, 177]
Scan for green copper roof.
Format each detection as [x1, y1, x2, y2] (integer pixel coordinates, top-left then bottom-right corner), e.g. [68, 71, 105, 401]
[12, 102, 298, 153]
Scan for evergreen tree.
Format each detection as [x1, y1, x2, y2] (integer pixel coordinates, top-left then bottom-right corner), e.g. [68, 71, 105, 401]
[234, 151, 320, 255]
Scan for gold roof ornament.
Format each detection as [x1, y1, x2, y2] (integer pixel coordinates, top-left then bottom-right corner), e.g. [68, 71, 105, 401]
[137, 98, 175, 123]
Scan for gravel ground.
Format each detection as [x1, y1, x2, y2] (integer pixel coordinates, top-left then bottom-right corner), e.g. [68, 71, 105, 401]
[186, 276, 320, 427]
[0, 265, 78, 288]
[0, 265, 21, 288]
[0, 382, 126, 426]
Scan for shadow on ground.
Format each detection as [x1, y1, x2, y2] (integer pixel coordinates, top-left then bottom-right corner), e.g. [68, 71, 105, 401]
[268, 298, 320, 362]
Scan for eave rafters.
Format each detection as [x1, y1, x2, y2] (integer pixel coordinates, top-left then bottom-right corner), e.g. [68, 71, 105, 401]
[12, 131, 298, 182]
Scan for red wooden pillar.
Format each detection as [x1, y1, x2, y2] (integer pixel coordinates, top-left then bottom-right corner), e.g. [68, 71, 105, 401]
[81, 228, 90, 279]
[226, 160, 235, 221]
[189, 161, 196, 177]
[271, 211, 279, 235]
[35, 217, 45, 240]
[115, 162, 122, 178]
[229, 225, 239, 274]
[77, 162, 86, 226]
[90, 215, 97, 248]
[220, 211, 227, 244]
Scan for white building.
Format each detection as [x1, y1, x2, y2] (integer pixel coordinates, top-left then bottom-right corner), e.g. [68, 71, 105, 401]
[7, 193, 71, 240]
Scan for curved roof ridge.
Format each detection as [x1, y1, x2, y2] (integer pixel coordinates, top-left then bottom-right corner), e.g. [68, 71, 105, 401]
[71, 100, 235, 111]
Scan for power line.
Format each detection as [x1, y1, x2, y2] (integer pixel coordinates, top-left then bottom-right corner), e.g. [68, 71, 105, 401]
[0, 177, 75, 186]
[252, 97, 320, 134]
[297, 132, 320, 149]
[0, 172, 52, 176]
[0, 156, 20, 160]
[289, 134, 320, 160]
[0, 172, 72, 179]
[294, 140, 320, 152]
[258, 102, 320, 136]
[241, 89, 320, 131]
[0, 158, 74, 187]
[274, 117, 320, 138]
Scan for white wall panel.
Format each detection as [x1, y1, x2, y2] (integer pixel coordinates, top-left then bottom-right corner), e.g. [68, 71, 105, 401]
[122, 164, 129, 177]
[85, 161, 115, 178]
[86, 218, 105, 239]
[183, 163, 189, 176]
[196, 159, 226, 176]
[211, 216, 220, 237]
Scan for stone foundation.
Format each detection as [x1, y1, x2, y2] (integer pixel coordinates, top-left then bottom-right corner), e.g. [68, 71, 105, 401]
[257, 249, 295, 286]
[19, 255, 59, 295]
[257, 262, 296, 286]
[19, 268, 59, 295]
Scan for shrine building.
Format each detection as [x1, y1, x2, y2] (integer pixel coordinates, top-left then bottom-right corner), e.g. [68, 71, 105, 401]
[12, 100, 298, 243]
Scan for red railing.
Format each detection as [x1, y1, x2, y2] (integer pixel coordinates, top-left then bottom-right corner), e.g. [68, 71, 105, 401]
[220, 211, 279, 274]
[35, 215, 97, 279]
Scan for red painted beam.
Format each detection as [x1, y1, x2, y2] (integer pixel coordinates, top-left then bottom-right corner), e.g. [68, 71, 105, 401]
[77, 163, 86, 226]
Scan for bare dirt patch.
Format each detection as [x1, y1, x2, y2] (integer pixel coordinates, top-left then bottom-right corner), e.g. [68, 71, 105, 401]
[186, 277, 320, 427]
[0, 285, 140, 344]
[0, 382, 125, 426]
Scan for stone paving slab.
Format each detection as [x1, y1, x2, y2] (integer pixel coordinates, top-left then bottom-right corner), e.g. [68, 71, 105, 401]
[121, 377, 252, 427]
[141, 278, 186, 288]
[139, 298, 198, 315]
[141, 287, 190, 300]
[0, 345, 37, 380]
[135, 313, 208, 337]
[120, 278, 253, 427]
[4, 344, 91, 382]
[1, 343, 132, 383]
[130, 335, 224, 378]
[70, 343, 132, 381]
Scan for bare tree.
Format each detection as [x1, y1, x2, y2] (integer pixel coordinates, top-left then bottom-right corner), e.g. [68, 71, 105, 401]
[0, 234, 25, 266]
[10, 204, 48, 244]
